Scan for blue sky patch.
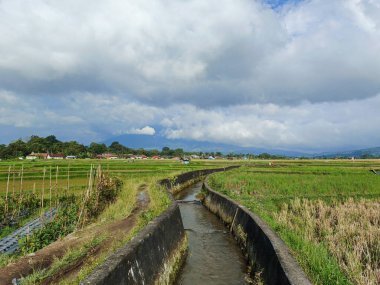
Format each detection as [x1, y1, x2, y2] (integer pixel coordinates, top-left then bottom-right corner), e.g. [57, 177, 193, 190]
[264, 0, 303, 9]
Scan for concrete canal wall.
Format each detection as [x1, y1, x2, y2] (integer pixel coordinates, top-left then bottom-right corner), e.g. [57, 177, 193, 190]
[159, 165, 240, 194]
[81, 203, 186, 285]
[81, 166, 239, 285]
[203, 178, 312, 285]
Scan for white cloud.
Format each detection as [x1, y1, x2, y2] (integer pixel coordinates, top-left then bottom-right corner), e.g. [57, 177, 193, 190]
[0, 0, 380, 151]
[1, 90, 379, 152]
[0, 0, 379, 106]
[128, 126, 156, 136]
[161, 95, 380, 152]
[0, 90, 37, 128]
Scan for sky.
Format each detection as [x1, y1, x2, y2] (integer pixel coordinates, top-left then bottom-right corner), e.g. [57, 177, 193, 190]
[0, 0, 380, 153]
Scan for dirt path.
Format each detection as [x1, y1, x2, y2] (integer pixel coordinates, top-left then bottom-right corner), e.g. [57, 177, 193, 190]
[0, 184, 150, 285]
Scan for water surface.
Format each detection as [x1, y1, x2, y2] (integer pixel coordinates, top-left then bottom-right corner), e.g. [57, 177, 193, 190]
[174, 181, 248, 285]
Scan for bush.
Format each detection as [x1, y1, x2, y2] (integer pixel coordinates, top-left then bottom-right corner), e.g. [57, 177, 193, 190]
[82, 175, 123, 222]
[18, 173, 123, 254]
[0, 193, 40, 229]
[19, 195, 79, 254]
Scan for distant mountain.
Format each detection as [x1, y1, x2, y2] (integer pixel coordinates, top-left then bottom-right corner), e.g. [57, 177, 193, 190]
[315, 146, 380, 158]
[103, 133, 309, 157]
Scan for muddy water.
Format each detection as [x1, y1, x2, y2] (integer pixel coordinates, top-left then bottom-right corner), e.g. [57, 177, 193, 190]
[174, 181, 248, 285]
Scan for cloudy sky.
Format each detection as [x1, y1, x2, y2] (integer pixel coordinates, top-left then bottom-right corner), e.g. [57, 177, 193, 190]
[1, 0, 380, 152]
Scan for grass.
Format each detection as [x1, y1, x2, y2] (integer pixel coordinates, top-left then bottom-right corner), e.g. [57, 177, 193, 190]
[96, 178, 139, 222]
[209, 160, 380, 285]
[0, 252, 18, 268]
[60, 182, 172, 285]
[21, 235, 106, 285]
[276, 198, 380, 285]
[0, 159, 233, 195]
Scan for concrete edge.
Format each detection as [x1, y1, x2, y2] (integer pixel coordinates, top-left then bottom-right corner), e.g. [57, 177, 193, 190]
[81, 203, 185, 285]
[203, 176, 312, 285]
[159, 165, 240, 193]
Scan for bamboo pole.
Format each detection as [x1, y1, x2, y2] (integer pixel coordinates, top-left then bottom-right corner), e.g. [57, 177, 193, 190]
[49, 166, 52, 209]
[17, 165, 24, 217]
[11, 165, 17, 220]
[88, 165, 94, 199]
[55, 165, 59, 207]
[77, 165, 93, 228]
[41, 167, 46, 216]
[12, 165, 15, 196]
[95, 165, 101, 209]
[20, 164, 24, 197]
[66, 164, 70, 197]
[5, 166, 11, 217]
[88, 164, 93, 197]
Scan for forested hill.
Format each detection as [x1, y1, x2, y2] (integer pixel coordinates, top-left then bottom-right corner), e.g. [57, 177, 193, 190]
[315, 147, 380, 158]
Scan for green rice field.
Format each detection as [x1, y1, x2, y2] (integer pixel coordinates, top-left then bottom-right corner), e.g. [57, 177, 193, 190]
[209, 160, 380, 285]
[0, 159, 233, 196]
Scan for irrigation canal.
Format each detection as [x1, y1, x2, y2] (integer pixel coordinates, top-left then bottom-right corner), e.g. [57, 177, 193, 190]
[174, 181, 249, 285]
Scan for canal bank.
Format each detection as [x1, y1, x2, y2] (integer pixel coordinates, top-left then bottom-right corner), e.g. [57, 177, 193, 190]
[82, 166, 310, 285]
[203, 178, 312, 285]
[81, 167, 239, 285]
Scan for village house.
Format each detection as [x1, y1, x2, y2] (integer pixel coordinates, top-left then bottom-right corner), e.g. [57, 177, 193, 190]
[97, 153, 118, 159]
[181, 157, 190, 165]
[26, 152, 48, 159]
[47, 153, 65, 160]
[26, 153, 38, 160]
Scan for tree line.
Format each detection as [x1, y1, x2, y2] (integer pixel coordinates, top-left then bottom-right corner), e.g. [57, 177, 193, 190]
[0, 135, 289, 160]
[0, 135, 196, 159]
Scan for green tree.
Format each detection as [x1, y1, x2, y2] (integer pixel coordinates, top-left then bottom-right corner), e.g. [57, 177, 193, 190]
[45, 135, 60, 145]
[6, 139, 28, 158]
[27, 135, 47, 152]
[0, 144, 6, 158]
[88, 143, 107, 155]
[108, 141, 127, 154]
[173, 148, 184, 157]
[63, 141, 87, 156]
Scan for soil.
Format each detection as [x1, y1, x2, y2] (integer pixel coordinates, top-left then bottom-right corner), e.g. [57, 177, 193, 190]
[0, 184, 150, 285]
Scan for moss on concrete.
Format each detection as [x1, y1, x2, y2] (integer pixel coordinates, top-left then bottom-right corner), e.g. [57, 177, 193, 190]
[154, 235, 188, 285]
[170, 178, 202, 195]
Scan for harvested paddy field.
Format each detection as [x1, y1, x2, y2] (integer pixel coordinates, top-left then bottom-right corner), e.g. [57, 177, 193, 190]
[209, 160, 380, 285]
[0, 159, 234, 284]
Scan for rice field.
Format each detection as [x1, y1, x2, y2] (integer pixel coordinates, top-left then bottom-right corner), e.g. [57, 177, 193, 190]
[0, 158, 237, 284]
[0, 159, 236, 232]
[209, 160, 380, 285]
[0, 159, 233, 196]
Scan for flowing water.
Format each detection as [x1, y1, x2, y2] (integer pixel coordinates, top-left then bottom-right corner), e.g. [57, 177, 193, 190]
[174, 181, 248, 285]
